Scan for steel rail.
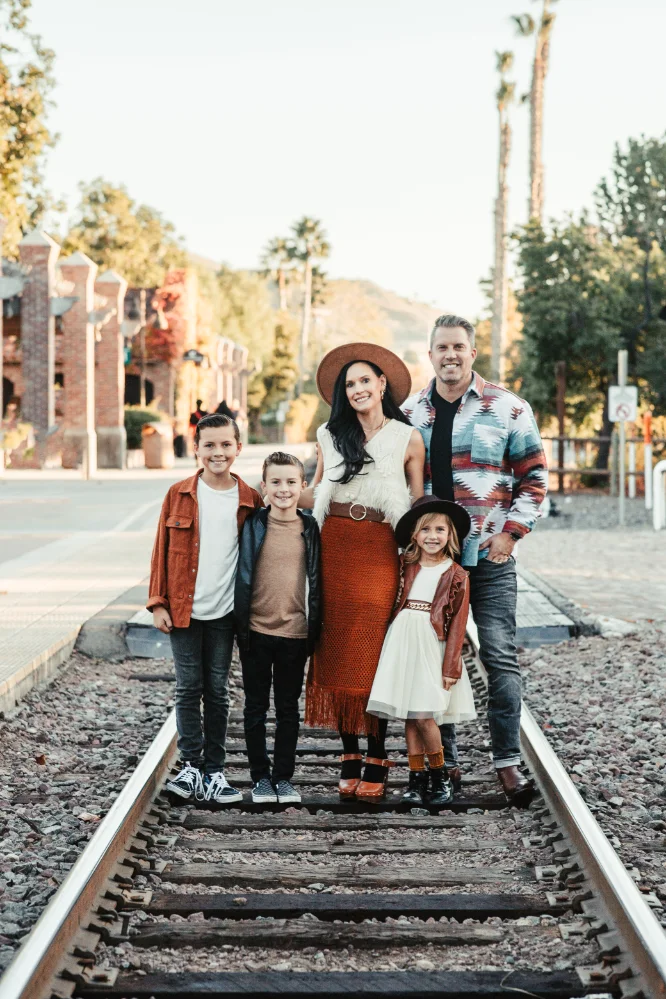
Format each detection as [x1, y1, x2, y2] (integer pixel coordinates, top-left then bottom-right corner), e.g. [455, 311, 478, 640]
[0, 712, 177, 999]
[467, 618, 666, 999]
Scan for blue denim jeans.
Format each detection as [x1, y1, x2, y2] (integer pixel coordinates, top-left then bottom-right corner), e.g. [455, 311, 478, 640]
[169, 613, 234, 773]
[440, 555, 521, 769]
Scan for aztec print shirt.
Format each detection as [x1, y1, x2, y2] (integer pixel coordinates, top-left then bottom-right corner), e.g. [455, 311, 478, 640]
[402, 373, 548, 567]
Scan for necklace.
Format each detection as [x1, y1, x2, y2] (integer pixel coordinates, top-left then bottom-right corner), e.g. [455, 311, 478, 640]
[363, 415, 387, 443]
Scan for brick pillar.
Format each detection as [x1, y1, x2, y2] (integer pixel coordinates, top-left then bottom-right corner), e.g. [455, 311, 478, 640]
[59, 251, 98, 474]
[19, 229, 60, 442]
[95, 269, 127, 468]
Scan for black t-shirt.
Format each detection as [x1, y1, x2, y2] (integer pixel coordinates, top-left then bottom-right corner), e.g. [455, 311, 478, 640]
[430, 390, 461, 501]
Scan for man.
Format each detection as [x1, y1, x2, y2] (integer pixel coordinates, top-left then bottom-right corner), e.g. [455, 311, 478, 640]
[402, 314, 548, 805]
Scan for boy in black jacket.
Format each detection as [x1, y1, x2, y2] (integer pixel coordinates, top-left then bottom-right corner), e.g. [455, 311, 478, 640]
[235, 452, 321, 804]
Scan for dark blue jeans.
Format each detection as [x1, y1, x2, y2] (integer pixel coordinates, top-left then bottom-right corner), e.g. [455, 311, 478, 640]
[169, 613, 234, 774]
[440, 556, 521, 769]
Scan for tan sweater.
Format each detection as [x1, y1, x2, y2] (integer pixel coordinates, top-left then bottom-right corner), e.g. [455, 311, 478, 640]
[249, 514, 307, 639]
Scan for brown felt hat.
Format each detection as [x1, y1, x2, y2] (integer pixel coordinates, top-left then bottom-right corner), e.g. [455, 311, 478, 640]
[395, 495, 471, 550]
[316, 342, 412, 406]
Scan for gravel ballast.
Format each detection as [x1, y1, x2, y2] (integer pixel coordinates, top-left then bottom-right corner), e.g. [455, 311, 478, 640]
[522, 629, 666, 926]
[0, 651, 175, 971]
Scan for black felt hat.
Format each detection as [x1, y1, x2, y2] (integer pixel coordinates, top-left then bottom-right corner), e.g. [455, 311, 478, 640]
[395, 495, 471, 550]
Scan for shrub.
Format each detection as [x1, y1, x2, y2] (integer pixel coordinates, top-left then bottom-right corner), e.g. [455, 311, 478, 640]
[124, 407, 161, 449]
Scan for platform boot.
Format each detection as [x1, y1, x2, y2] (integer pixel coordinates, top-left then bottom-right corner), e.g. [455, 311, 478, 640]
[425, 749, 453, 807]
[401, 755, 428, 806]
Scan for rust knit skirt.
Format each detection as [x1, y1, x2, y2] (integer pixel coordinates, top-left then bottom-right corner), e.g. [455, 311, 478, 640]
[305, 515, 400, 736]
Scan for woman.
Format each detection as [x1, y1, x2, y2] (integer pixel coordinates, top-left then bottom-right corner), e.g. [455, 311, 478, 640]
[300, 342, 425, 800]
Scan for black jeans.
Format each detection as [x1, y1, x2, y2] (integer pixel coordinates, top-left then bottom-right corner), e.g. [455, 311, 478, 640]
[241, 631, 308, 783]
[440, 555, 521, 769]
[169, 613, 234, 774]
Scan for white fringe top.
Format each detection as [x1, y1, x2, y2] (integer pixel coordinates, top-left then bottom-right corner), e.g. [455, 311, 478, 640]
[313, 419, 413, 529]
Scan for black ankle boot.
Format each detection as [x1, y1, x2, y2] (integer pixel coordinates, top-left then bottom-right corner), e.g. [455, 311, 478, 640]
[426, 766, 453, 806]
[402, 770, 428, 805]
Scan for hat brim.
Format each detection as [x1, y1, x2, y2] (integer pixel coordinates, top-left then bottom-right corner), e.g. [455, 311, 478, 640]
[395, 498, 472, 550]
[316, 342, 412, 407]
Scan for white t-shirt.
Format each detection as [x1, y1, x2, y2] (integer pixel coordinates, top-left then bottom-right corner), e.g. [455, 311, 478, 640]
[191, 478, 239, 620]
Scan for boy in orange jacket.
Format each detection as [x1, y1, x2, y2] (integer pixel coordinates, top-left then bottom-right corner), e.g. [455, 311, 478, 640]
[148, 413, 262, 805]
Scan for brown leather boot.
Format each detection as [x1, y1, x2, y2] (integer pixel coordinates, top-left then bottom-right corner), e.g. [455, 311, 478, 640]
[496, 765, 535, 807]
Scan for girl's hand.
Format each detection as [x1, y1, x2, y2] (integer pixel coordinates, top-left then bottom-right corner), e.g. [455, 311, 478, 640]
[153, 607, 173, 634]
[443, 677, 458, 691]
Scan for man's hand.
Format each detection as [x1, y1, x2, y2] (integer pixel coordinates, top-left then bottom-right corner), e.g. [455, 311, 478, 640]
[443, 677, 458, 691]
[153, 607, 173, 634]
[479, 532, 516, 564]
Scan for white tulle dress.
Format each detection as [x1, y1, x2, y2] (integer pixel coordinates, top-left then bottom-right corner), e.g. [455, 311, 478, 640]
[367, 559, 477, 725]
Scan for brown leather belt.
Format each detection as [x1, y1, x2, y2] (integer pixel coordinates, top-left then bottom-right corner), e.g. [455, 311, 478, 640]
[405, 599, 432, 612]
[329, 501, 385, 523]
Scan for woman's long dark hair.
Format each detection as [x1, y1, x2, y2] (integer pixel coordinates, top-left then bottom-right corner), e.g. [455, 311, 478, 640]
[327, 360, 411, 484]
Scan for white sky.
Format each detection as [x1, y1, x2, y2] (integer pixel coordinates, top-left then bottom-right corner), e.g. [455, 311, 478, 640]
[31, 0, 666, 318]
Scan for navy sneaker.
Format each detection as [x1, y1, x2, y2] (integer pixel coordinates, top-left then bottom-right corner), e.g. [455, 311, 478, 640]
[251, 777, 278, 803]
[203, 771, 243, 805]
[166, 763, 205, 801]
[275, 779, 301, 803]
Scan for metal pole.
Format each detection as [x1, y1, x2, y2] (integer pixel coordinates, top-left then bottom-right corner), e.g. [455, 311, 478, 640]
[618, 350, 627, 526]
[644, 412, 653, 511]
[628, 440, 636, 499]
[139, 289, 147, 408]
[555, 361, 566, 494]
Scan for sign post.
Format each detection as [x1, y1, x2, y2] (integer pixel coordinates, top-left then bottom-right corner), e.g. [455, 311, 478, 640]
[608, 351, 637, 526]
[644, 412, 653, 511]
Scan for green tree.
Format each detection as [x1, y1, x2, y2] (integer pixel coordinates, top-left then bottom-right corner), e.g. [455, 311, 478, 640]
[596, 134, 666, 364]
[512, 0, 559, 221]
[63, 178, 186, 285]
[491, 51, 515, 382]
[289, 216, 330, 394]
[513, 217, 666, 464]
[260, 236, 293, 311]
[0, 0, 57, 255]
[262, 315, 299, 410]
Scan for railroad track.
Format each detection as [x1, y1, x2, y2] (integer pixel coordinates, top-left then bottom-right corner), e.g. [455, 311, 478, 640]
[2, 634, 666, 999]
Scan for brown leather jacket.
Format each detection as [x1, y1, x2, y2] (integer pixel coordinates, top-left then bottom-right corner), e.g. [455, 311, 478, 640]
[147, 470, 263, 628]
[391, 557, 470, 680]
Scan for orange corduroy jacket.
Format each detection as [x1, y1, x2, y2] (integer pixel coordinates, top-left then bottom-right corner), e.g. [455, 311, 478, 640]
[391, 557, 470, 680]
[147, 470, 263, 628]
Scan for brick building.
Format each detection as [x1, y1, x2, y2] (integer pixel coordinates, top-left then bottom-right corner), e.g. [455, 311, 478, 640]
[1, 226, 248, 469]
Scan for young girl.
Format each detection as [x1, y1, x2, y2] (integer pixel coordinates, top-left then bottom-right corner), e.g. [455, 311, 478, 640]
[367, 496, 476, 807]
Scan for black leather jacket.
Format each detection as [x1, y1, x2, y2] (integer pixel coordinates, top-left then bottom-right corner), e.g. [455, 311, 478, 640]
[234, 507, 321, 654]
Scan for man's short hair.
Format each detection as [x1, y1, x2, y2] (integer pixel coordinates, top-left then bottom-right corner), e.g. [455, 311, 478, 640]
[194, 413, 240, 444]
[429, 314, 476, 349]
[262, 451, 306, 482]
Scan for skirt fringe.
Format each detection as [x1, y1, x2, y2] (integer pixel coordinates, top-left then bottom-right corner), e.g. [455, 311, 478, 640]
[304, 679, 380, 737]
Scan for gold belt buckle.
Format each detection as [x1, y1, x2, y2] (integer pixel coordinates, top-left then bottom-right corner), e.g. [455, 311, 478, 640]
[349, 502, 367, 521]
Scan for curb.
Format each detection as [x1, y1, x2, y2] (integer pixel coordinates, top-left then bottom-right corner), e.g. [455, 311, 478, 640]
[76, 581, 149, 662]
[0, 631, 79, 718]
[516, 565, 600, 638]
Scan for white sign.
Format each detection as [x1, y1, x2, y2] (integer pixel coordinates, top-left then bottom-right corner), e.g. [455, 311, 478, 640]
[609, 385, 638, 423]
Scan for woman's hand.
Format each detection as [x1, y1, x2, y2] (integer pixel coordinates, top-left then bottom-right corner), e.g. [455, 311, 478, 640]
[443, 676, 458, 691]
[153, 607, 173, 634]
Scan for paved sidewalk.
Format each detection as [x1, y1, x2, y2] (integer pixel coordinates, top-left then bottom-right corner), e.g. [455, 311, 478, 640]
[0, 445, 316, 714]
[517, 528, 666, 626]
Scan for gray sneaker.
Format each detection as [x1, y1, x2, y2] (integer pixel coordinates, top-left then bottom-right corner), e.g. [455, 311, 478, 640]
[251, 777, 278, 803]
[275, 779, 301, 803]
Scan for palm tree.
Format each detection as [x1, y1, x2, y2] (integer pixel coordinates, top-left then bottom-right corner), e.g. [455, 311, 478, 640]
[513, 0, 558, 222]
[290, 216, 330, 395]
[260, 236, 292, 311]
[491, 51, 515, 384]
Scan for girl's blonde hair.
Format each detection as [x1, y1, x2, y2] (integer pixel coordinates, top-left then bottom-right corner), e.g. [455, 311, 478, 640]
[403, 511, 460, 564]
